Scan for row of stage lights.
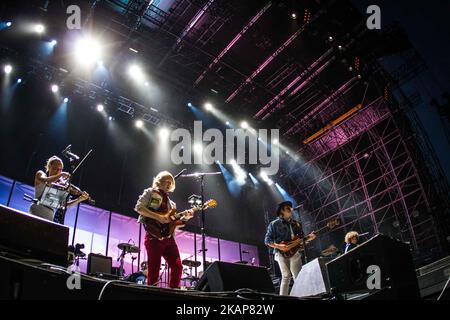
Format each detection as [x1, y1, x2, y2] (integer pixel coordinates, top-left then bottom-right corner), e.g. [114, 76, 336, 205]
[3, 63, 286, 159]
[2, 21, 292, 186]
[2, 21, 151, 86]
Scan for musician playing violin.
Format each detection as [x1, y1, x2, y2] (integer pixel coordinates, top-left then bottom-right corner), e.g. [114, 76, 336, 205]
[29, 155, 89, 222]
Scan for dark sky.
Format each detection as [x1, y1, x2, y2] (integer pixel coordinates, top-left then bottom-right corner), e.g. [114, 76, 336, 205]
[351, 0, 450, 182]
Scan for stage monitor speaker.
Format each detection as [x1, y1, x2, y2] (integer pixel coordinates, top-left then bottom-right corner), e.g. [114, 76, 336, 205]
[0, 205, 69, 266]
[87, 253, 112, 275]
[326, 234, 420, 299]
[290, 257, 332, 298]
[194, 261, 275, 293]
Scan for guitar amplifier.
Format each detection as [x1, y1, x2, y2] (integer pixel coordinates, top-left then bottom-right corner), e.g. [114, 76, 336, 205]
[326, 234, 420, 299]
[87, 253, 112, 275]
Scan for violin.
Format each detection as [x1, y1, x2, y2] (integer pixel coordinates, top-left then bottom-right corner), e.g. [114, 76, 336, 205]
[51, 177, 95, 205]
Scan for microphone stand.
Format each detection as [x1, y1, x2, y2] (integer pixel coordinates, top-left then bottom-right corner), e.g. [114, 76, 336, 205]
[60, 148, 93, 246]
[180, 172, 222, 271]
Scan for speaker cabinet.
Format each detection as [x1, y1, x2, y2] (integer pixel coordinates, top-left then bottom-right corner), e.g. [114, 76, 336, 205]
[0, 205, 69, 266]
[195, 261, 275, 293]
[326, 234, 420, 299]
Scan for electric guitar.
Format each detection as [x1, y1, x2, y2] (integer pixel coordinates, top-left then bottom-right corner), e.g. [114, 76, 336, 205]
[142, 199, 217, 239]
[279, 219, 340, 258]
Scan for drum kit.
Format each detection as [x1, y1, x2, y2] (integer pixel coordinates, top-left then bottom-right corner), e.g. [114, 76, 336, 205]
[116, 243, 208, 288]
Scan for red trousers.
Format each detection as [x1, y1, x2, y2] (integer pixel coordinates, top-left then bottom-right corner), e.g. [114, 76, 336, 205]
[144, 235, 183, 288]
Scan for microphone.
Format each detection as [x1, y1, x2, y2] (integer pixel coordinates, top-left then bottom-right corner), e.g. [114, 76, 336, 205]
[62, 144, 71, 154]
[293, 204, 303, 210]
[174, 168, 187, 180]
[62, 144, 80, 160]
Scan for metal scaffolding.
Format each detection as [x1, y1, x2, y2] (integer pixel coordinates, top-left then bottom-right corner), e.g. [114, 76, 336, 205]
[280, 97, 445, 266]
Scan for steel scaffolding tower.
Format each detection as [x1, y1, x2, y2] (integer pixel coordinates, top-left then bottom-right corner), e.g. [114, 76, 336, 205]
[280, 97, 446, 266]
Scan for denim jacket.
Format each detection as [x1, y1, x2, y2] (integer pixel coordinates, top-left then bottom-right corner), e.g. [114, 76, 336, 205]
[264, 217, 304, 253]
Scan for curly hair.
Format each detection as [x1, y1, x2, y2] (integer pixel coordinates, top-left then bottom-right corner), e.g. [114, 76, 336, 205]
[152, 171, 176, 192]
[345, 231, 359, 244]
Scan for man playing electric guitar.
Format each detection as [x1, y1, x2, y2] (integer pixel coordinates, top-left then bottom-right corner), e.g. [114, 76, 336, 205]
[264, 201, 316, 296]
[134, 171, 194, 289]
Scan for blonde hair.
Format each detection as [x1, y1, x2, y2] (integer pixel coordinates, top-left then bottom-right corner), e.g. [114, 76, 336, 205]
[45, 156, 63, 173]
[345, 231, 359, 244]
[152, 171, 176, 192]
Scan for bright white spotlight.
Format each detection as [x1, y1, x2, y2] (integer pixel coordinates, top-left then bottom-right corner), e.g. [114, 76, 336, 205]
[128, 64, 144, 81]
[108, 116, 113, 121]
[50, 39, 57, 46]
[260, 171, 274, 186]
[17, 78, 22, 84]
[144, 81, 149, 87]
[75, 37, 102, 65]
[34, 24, 45, 33]
[159, 128, 170, 139]
[230, 160, 247, 185]
[204, 103, 213, 111]
[6, 22, 12, 27]
[4, 64, 12, 74]
[135, 119, 144, 128]
[51, 84, 59, 93]
[240, 121, 249, 129]
[187, 102, 193, 107]
[225, 121, 230, 126]
[273, 139, 279, 145]
[291, 12, 297, 20]
[193, 143, 203, 154]
[97, 104, 104, 112]
[63, 97, 69, 103]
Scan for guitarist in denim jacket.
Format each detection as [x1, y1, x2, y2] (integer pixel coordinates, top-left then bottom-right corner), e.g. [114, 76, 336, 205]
[264, 201, 315, 296]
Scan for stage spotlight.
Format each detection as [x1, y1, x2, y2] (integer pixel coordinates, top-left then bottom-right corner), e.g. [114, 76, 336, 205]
[4, 64, 12, 74]
[34, 24, 45, 34]
[6, 22, 12, 27]
[128, 64, 144, 81]
[260, 171, 273, 186]
[17, 78, 22, 84]
[51, 84, 59, 93]
[144, 81, 149, 87]
[187, 102, 193, 107]
[75, 37, 102, 65]
[96, 104, 104, 112]
[328, 36, 333, 42]
[63, 97, 69, 103]
[230, 160, 247, 185]
[273, 139, 279, 145]
[240, 121, 249, 129]
[204, 103, 213, 111]
[135, 119, 144, 128]
[50, 39, 57, 46]
[291, 12, 297, 20]
[159, 128, 170, 139]
[225, 121, 230, 126]
[108, 116, 113, 121]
